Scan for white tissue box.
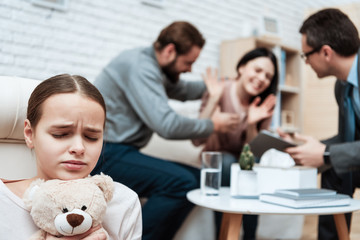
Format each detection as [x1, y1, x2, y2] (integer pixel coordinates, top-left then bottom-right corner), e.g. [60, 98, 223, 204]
[230, 163, 317, 196]
[253, 165, 317, 194]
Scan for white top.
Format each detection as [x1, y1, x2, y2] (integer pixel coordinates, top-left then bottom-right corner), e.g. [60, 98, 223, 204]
[187, 187, 360, 215]
[0, 180, 142, 240]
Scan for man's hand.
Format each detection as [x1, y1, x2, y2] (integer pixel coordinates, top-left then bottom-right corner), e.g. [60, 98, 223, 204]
[284, 133, 326, 167]
[45, 225, 107, 240]
[247, 95, 276, 125]
[212, 108, 240, 133]
[276, 128, 294, 143]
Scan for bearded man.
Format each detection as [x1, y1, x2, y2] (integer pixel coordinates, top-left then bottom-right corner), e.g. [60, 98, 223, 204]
[92, 21, 239, 240]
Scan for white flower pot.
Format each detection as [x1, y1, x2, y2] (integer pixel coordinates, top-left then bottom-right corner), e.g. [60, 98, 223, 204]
[237, 169, 258, 196]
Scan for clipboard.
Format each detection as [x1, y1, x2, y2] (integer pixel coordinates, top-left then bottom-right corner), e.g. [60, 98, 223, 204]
[249, 130, 297, 158]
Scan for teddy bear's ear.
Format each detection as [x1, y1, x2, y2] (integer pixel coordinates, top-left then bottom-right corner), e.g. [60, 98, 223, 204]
[89, 173, 114, 203]
[23, 178, 45, 210]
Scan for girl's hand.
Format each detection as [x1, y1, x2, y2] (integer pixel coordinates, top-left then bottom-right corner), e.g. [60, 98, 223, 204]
[202, 67, 225, 102]
[45, 225, 107, 240]
[248, 94, 276, 125]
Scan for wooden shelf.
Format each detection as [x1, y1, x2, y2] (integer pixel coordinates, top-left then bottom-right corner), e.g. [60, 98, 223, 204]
[279, 85, 300, 94]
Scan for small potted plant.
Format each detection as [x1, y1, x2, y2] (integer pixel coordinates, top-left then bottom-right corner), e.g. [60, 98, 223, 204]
[237, 144, 258, 196]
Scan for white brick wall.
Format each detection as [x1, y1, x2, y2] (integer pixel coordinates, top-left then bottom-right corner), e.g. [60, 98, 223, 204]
[1, 0, 359, 81]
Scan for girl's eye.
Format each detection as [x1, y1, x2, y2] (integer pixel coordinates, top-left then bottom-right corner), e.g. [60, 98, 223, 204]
[85, 136, 98, 141]
[52, 133, 68, 138]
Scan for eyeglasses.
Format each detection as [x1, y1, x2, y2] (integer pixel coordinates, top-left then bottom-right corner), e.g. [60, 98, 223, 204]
[300, 46, 323, 60]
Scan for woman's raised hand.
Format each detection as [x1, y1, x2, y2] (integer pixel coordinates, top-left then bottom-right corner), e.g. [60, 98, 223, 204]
[247, 94, 276, 125]
[202, 67, 225, 102]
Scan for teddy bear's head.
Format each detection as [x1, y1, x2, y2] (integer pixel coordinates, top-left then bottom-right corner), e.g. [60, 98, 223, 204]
[23, 174, 114, 237]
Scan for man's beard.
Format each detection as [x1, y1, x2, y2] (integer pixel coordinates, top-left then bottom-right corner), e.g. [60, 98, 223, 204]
[162, 58, 180, 84]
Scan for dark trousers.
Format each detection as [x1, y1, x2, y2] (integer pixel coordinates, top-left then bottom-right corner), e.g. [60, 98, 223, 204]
[91, 142, 200, 240]
[318, 168, 360, 240]
[215, 152, 258, 240]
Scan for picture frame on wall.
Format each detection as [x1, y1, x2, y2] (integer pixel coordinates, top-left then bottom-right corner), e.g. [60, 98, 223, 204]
[258, 16, 282, 39]
[31, 0, 69, 11]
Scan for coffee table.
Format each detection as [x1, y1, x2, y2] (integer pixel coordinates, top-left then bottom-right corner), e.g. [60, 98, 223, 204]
[187, 187, 360, 240]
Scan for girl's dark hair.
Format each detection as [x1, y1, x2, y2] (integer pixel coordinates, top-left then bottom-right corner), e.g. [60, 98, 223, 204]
[153, 21, 205, 54]
[236, 47, 279, 103]
[27, 74, 106, 128]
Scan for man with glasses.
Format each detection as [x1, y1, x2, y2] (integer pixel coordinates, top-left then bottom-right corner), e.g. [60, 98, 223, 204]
[300, 45, 323, 61]
[279, 8, 360, 240]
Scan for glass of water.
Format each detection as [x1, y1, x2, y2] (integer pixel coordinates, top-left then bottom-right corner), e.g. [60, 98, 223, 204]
[201, 151, 222, 196]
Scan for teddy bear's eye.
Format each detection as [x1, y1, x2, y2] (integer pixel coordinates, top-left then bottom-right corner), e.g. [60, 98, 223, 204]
[81, 205, 87, 211]
[62, 208, 69, 213]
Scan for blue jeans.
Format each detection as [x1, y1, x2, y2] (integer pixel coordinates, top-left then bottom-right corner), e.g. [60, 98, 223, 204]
[91, 142, 200, 240]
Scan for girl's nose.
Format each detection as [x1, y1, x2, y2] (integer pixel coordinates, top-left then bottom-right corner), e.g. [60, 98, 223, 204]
[69, 136, 85, 155]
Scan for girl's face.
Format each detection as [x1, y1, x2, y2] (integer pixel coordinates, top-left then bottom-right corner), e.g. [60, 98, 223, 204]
[24, 93, 105, 181]
[238, 57, 274, 96]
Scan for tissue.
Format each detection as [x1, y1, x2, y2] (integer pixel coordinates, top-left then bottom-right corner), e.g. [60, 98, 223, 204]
[259, 148, 295, 168]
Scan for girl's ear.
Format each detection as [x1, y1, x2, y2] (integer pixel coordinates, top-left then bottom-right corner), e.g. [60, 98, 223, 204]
[24, 119, 34, 149]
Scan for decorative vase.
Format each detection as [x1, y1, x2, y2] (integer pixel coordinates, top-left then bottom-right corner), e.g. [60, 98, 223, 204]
[237, 169, 258, 196]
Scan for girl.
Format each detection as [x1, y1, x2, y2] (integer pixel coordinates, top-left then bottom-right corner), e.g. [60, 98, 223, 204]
[0, 74, 142, 239]
[193, 47, 278, 239]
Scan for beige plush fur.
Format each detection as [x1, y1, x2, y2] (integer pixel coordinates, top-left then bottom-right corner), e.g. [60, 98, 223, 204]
[23, 174, 114, 240]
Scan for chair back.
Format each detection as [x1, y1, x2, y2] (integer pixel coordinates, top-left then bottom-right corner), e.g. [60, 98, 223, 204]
[0, 76, 40, 179]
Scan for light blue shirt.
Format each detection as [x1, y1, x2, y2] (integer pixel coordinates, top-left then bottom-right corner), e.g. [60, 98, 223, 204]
[347, 54, 360, 118]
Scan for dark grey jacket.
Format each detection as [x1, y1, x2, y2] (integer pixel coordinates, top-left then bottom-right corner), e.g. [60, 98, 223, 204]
[324, 49, 360, 174]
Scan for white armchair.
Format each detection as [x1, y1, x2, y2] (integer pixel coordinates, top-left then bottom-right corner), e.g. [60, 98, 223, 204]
[0, 76, 40, 180]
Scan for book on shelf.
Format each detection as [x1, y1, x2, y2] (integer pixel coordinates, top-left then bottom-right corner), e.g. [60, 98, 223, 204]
[279, 49, 286, 85]
[270, 94, 281, 131]
[259, 188, 350, 209]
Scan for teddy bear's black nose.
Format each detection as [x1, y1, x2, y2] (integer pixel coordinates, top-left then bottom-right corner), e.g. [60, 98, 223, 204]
[66, 213, 84, 228]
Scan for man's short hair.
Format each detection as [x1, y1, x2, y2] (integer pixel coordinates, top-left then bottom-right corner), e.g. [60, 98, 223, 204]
[300, 8, 360, 56]
[154, 21, 205, 55]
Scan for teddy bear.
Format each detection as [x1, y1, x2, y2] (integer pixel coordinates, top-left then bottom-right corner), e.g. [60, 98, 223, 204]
[23, 174, 114, 240]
